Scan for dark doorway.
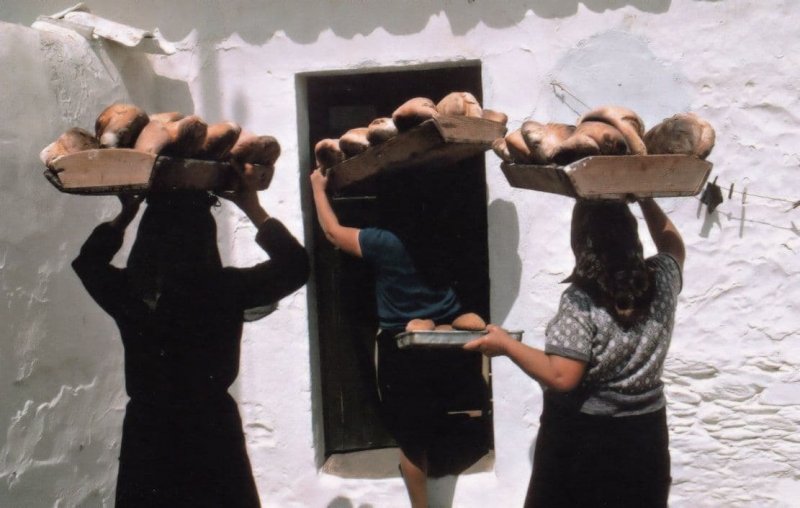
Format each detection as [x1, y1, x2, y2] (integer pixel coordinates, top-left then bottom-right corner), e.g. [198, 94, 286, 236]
[302, 63, 492, 471]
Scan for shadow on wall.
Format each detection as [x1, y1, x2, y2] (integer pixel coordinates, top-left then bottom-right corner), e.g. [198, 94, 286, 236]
[5, 1, 671, 45]
[487, 199, 522, 326]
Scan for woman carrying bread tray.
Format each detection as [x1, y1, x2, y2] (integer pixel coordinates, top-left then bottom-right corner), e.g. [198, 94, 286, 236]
[310, 167, 488, 508]
[71, 179, 309, 507]
[466, 198, 683, 508]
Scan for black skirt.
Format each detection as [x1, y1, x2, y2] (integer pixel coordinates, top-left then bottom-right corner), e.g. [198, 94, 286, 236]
[525, 398, 671, 508]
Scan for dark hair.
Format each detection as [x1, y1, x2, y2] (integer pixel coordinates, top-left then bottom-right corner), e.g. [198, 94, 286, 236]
[566, 200, 654, 325]
[127, 192, 222, 300]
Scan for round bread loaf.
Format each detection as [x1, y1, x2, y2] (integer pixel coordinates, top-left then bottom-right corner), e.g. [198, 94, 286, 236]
[492, 138, 514, 163]
[198, 121, 241, 160]
[149, 112, 184, 123]
[314, 138, 345, 169]
[230, 132, 281, 166]
[644, 112, 715, 159]
[366, 117, 398, 145]
[522, 122, 576, 164]
[40, 127, 100, 167]
[552, 121, 628, 166]
[579, 106, 647, 155]
[434, 324, 454, 331]
[436, 91, 482, 117]
[392, 97, 438, 131]
[452, 313, 486, 331]
[133, 115, 208, 157]
[505, 128, 538, 164]
[95, 103, 149, 148]
[339, 127, 370, 157]
[481, 109, 508, 125]
[406, 319, 436, 332]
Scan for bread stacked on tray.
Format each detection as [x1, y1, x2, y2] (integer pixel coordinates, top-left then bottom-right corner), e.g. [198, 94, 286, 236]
[314, 91, 508, 170]
[40, 103, 281, 190]
[493, 106, 715, 166]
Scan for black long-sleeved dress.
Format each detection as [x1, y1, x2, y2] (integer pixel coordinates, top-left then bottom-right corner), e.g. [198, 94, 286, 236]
[72, 218, 309, 508]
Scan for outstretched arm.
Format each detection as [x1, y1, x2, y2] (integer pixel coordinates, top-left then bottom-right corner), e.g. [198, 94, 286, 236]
[638, 198, 685, 269]
[464, 325, 587, 392]
[309, 168, 362, 257]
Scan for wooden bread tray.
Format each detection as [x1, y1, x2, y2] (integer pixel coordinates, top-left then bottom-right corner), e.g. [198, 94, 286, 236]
[500, 154, 713, 200]
[396, 330, 523, 349]
[43, 148, 243, 195]
[328, 115, 507, 192]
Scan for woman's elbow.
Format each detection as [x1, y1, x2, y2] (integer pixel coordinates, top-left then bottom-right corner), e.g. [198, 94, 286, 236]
[548, 373, 583, 392]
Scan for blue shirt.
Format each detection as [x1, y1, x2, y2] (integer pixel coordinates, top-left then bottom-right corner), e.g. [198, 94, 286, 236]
[359, 228, 462, 330]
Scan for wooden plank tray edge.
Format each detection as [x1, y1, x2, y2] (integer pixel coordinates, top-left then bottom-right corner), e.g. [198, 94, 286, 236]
[500, 155, 713, 200]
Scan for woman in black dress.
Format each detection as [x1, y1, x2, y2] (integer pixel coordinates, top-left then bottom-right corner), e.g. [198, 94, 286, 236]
[72, 185, 308, 507]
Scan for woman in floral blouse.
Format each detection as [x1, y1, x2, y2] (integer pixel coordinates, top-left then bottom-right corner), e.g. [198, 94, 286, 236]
[466, 198, 684, 508]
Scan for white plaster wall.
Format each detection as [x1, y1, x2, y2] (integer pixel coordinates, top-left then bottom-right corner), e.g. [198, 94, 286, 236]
[1, 1, 799, 507]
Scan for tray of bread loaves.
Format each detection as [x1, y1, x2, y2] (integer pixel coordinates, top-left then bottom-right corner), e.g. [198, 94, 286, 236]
[396, 312, 523, 349]
[315, 92, 509, 193]
[41, 104, 280, 195]
[495, 107, 715, 200]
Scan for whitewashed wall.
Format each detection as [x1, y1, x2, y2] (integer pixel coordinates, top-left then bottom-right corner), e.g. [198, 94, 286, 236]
[1, 1, 798, 507]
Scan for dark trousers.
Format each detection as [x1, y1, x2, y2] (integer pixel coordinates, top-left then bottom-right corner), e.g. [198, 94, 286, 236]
[525, 401, 671, 508]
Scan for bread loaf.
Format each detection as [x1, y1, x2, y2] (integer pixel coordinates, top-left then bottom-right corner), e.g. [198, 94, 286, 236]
[505, 128, 538, 164]
[481, 109, 508, 125]
[436, 91, 482, 118]
[133, 115, 208, 157]
[552, 121, 628, 166]
[644, 112, 715, 159]
[95, 103, 149, 148]
[492, 138, 514, 163]
[521, 122, 576, 164]
[434, 324, 454, 331]
[406, 319, 436, 332]
[451, 313, 486, 331]
[198, 121, 242, 160]
[230, 132, 281, 166]
[366, 117, 398, 145]
[40, 128, 100, 167]
[339, 127, 370, 157]
[579, 106, 647, 155]
[149, 112, 184, 123]
[314, 138, 345, 169]
[392, 97, 438, 131]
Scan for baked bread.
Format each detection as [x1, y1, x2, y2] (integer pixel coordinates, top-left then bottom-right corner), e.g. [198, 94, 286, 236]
[197, 121, 242, 160]
[366, 117, 398, 145]
[481, 109, 508, 125]
[644, 112, 715, 159]
[522, 122, 576, 164]
[452, 313, 486, 331]
[552, 121, 628, 166]
[95, 103, 149, 148]
[134, 115, 208, 157]
[492, 137, 514, 163]
[230, 132, 281, 166]
[314, 138, 345, 169]
[40, 127, 100, 167]
[392, 97, 438, 131]
[149, 112, 184, 123]
[505, 128, 538, 164]
[579, 106, 647, 155]
[436, 91, 482, 117]
[406, 319, 436, 332]
[339, 127, 370, 157]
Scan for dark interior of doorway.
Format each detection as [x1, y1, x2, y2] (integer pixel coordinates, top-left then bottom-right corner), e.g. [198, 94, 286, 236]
[304, 63, 492, 475]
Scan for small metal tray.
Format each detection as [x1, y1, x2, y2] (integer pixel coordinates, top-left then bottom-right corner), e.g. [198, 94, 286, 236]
[500, 154, 713, 200]
[396, 330, 523, 349]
